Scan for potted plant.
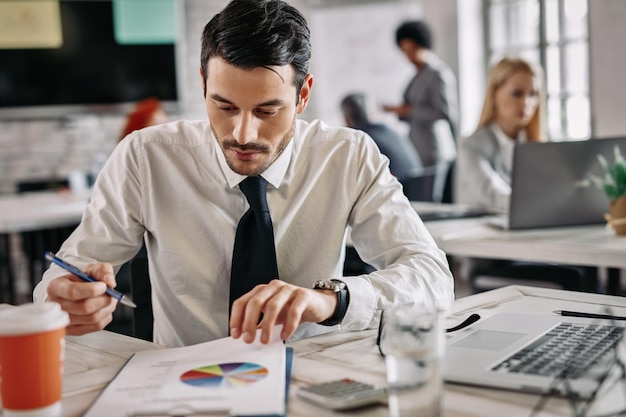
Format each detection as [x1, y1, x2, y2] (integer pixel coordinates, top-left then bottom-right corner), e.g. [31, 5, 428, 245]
[590, 145, 626, 235]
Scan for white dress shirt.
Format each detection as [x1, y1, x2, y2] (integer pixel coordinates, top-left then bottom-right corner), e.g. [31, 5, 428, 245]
[34, 118, 454, 347]
[455, 123, 527, 212]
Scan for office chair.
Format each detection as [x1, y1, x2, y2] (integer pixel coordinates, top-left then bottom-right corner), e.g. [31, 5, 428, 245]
[106, 244, 152, 340]
[0, 234, 16, 304]
[400, 161, 455, 203]
[441, 160, 455, 203]
[343, 246, 375, 276]
[400, 166, 438, 202]
[128, 245, 153, 342]
[469, 260, 599, 294]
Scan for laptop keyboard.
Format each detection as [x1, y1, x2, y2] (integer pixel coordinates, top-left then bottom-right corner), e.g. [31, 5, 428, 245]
[492, 322, 624, 379]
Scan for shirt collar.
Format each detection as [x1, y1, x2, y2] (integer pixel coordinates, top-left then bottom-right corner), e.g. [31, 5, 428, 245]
[490, 123, 528, 172]
[213, 128, 293, 190]
[490, 122, 528, 145]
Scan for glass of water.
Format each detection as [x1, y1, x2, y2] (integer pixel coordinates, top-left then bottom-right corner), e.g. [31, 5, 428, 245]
[380, 304, 445, 417]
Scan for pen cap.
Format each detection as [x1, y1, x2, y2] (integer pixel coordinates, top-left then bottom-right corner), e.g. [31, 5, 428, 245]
[0, 302, 69, 416]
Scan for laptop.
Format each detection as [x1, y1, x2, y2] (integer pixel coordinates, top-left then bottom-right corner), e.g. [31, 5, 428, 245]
[501, 136, 626, 230]
[411, 202, 497, 222]
[445, 312, 624, 398]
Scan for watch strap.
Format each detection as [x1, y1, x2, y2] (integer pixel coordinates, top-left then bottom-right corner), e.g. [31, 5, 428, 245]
[318, 283, 349, 326]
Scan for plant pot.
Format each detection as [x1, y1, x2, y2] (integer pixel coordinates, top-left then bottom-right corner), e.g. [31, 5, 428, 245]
[608, 195, 626, 235]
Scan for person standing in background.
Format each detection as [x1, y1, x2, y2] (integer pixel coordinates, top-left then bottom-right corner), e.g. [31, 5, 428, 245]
[455, 57, 544, 212]
[340, 92, 422, 182]
[383, 20, 458, 201]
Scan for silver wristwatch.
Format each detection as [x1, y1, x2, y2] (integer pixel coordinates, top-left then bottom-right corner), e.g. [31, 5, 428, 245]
[313, 279, 346, 292]
[313, 279, 349, 326]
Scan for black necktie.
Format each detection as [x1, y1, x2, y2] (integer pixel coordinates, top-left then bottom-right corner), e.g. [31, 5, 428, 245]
[229, 176, 279, 310]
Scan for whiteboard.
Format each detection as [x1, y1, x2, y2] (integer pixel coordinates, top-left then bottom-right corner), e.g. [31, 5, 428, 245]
[308, 2, 421, 133]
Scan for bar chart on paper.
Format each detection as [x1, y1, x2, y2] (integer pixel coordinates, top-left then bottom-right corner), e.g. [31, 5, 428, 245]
[180, 362, 269, 387]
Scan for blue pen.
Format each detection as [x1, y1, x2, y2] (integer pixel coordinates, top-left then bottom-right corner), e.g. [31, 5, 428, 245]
[44, 251, 137, 308]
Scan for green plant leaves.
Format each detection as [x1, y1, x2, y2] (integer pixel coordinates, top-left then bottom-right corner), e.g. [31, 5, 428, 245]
[591, 146, 626, 201]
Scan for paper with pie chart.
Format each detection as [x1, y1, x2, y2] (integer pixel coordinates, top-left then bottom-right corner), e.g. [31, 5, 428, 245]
[83, 326, 286, 417]
[180, 362, 269, 388]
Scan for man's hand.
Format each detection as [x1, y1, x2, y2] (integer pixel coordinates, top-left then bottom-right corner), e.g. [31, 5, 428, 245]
[229, 280, 338, 344]
[46, 262, 118, 335]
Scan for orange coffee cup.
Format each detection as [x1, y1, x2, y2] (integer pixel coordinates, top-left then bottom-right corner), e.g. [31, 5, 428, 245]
[0, 302, 69, 417]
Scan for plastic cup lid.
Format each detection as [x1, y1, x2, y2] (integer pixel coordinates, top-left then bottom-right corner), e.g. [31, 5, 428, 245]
[0, 302, 69, 336]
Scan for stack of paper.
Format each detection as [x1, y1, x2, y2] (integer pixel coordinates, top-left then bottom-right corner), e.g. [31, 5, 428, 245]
[84, 328, 289, 417]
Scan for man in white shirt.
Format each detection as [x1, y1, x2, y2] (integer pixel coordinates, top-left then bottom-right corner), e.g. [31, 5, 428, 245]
[34, 0, 453, 348]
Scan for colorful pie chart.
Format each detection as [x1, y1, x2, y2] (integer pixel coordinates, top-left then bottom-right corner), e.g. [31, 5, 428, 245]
[180, 362, 269, 388]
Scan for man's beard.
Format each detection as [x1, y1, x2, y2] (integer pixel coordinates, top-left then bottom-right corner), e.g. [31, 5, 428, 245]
[214, 116, 296, 176]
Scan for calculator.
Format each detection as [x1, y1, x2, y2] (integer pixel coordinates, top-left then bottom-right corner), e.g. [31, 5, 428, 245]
[296, 378, 387, 410]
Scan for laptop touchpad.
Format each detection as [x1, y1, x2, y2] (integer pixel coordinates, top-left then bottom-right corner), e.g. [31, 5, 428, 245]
[452, 330, 526, 351]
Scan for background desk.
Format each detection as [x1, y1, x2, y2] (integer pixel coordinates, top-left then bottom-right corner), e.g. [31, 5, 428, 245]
[0, 191, 87, 303]
[36, 285, 626, 417]
[412, 202, 626, 294]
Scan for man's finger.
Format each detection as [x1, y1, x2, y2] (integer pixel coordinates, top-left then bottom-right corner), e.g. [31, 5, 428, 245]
[257, 286, 295, 344]
[48, 275, 108, 302]
[229, 284, 265, 338]
[54, 296, 117, 320]
[84, 263, 117, 288]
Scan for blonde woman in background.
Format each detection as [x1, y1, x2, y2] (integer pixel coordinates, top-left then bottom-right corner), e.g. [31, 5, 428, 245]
[454, 57, 598, 293]
[455, 57, 545, 212]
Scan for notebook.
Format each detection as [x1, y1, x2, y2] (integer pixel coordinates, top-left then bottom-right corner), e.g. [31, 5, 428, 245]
[501, 136, 626, 230]
[445, 312, 624, 398]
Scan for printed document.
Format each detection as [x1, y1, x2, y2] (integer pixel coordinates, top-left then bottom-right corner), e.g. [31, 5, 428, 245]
[83, 327, 286, 417]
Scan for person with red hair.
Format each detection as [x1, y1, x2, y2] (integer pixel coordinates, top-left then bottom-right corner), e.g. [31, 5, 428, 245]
[120, 98, 168, 140]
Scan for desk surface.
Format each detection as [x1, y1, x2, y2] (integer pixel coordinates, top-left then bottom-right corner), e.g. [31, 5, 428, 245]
[412, 202, 626, 270]
[33, 286, 625, 417]
[0, 191, 88, 233]
[4, 196, 622, 267]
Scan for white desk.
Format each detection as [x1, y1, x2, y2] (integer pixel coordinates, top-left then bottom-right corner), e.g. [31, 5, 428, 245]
[0, 191, 88, 303]
[0, 191, 88, 234]
[15, 285, 625, 417]
[412, 202, 626, 294]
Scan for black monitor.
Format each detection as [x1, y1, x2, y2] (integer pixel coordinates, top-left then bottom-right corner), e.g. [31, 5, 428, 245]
[0, 0, 178, 119]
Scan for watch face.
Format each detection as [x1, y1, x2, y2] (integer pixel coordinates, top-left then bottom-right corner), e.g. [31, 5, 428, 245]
[314, 280, 346, 291]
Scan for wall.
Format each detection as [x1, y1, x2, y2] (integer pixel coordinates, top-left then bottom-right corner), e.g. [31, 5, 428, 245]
[306, 1, 420, 130]
[588, 0, 626, 138]
[0, 0, 424, 194]
[0, 115, 123, 194]
[456, 0, 484, 138]
[0, 0, 223, 195]
[2, 0, 624, 194]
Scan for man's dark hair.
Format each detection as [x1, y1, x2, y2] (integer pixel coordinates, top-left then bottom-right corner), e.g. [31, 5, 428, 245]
[395, 20, 433, 49]
[340, 93, 370, 126]
[200, 0, 311, 101]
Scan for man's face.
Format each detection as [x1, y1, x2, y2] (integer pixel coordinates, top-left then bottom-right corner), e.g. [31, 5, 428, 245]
[202, 57, 312, 176]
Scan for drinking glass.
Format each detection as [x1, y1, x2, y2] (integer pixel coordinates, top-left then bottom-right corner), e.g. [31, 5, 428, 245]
[380, 304, 445, 417]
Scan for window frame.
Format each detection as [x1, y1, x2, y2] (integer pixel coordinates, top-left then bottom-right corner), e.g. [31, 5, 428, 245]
[484, 0, 590, 140]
